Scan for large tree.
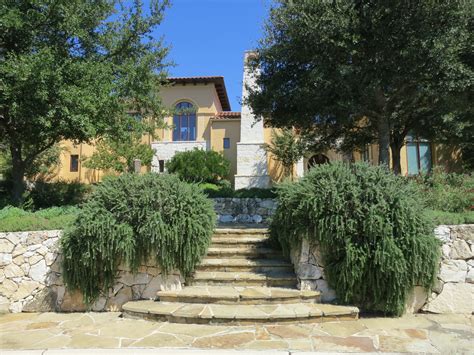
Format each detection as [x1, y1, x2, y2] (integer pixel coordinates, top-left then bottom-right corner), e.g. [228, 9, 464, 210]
[0, 0, 169, 204]
[247, 0, 473, 174]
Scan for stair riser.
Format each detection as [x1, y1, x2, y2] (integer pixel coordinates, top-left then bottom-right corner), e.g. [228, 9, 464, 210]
[157, 296, 321, 304]
[206, 252, 283, 259]
[196, 266, 294, 273]
[210, 242, 270, 248]
[123, 310, 358, 325]
[188, 279, 297, 287]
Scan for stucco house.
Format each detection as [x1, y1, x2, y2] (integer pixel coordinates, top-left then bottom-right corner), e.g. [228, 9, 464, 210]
[53, 52, 462, 187]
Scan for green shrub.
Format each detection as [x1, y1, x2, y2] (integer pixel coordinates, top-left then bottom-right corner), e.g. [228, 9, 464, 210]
[199, 182, 276, 199]
[0, 206, 78, 232]
[29, 180, 92, 209]
[166, 148, 230, 183]
[271, 162, 440, 316]
[199, 182, 234, 198]
[415, 168, 473, 213]
[234, 188, 276, 198]
[61, 173, 216, 304]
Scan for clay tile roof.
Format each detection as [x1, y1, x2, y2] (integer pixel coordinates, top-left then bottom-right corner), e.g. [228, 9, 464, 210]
[167, 76, 231, 111]
[213, 111, 241, 120]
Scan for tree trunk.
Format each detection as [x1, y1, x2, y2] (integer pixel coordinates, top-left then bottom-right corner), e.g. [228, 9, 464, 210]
[377, 118, 391, 168]
[390, 142, 402, 175]
[10, 144, 26, 206]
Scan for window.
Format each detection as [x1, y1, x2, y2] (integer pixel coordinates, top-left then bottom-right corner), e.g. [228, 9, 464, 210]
[158, 160, 165, 173]
[223, 138, 230, 149]
[173, 102, 196, 141]
[307, 154, 329, 170]
[70, 155, 79, 172]
[406, 134, 432, 175]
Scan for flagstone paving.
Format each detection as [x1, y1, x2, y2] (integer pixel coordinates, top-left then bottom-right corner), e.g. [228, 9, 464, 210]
[1, 312, 472, 353]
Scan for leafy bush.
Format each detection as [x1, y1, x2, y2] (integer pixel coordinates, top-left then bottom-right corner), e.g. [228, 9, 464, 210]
[29, 180, 92, 209]
[415, 168, 473, 213]
[271, 162, 440, 316]
[61, 173, 216, 304]
[234, 188, 276, 198]
[166, 148, 230, 183]
[0, 206, 78, 232]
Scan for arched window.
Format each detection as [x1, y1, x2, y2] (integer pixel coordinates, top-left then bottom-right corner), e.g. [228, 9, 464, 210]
[173, 102, 196, 141]
[307, 154, 329, 169]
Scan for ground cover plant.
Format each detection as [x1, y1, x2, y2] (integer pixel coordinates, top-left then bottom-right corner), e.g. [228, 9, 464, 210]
[415, 168, 474, 224]
[0, 206, 78, 232]
[61, 173, 215, 304]
[199, 182, 276, 199]
[271, 162, 440, 316]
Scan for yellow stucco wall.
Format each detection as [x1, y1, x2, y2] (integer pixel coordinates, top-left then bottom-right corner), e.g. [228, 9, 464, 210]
[210, 119, 241, 185]
[53, 82, 234, 183]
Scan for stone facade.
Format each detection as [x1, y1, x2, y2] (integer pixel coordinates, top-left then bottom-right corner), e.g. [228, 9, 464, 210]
[290, 224, 474, 313]
[0, 230, 183, 313]
[234, 51, 271, 189]
[151, 140, 207, 172]
[213, 198, 277, 224]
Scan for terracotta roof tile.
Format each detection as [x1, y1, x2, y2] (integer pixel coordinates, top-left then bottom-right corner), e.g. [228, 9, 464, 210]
[213, 111, 241, 119]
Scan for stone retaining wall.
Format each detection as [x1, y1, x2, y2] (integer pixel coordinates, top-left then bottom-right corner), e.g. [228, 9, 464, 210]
[213, 198, 276, 224]
[0, 230, 183, 313]
[290, 224, 474, 314]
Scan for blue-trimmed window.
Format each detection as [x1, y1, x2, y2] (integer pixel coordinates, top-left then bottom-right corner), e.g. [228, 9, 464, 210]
[173, 102, 196, 141]
[406, 133, 432, 175]
[223, 138, 230, 149]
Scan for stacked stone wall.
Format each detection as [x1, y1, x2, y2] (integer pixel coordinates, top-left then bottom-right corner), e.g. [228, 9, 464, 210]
[0, 230, 183, 313]
[213, 198, 276, 224]
[291, 224, 474, 314]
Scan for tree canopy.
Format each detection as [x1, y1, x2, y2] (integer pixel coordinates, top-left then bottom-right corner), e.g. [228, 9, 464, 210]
[0, 0, 170, 203]
[247, 0, 473, 174]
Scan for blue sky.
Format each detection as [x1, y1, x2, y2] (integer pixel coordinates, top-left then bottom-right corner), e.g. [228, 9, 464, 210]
[154, 0, 271, 111]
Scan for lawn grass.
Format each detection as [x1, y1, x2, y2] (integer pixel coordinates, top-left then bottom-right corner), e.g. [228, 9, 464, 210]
[0, 206, 78, 232]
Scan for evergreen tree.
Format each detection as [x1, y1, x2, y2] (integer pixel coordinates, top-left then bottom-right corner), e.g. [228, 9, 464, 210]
[248, 0, 473, 174]
[0, 0, 170, 204]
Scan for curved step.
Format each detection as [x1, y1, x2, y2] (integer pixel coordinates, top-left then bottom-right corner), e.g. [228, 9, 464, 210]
[188, 271, 297, 287]
[206, 247, 282, 259]
[157, 286, 321, 304]
[122, 300, 359, 324]
[196, 258, 293, 272]
[214, 228, 269, 236]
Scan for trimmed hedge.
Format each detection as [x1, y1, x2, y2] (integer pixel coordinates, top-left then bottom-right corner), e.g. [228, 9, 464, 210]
[0, 206, 78, 232]
[61, 173, 216, 304]
[271, 162, 440, 316]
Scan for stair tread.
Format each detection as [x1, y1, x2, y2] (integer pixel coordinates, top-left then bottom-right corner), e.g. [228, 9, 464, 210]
[215, 228, 269, 235]
[158, 285, 320, 300]
[207, 247, 280, 253]
[200, 258, 291, 267]
[211, 236, 270, 243]
[123, 300, 359, 321]
[191, 271, 296, 281]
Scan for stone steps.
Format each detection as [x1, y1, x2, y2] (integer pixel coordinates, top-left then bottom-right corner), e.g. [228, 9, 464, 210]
[156, 285, 321, 304]
[188, 271, 297, 287]
[122, 300, 359, 324]
[121, 226, 359, 324]
[196, 258, 294, 272]
[206, 247, 282, 259]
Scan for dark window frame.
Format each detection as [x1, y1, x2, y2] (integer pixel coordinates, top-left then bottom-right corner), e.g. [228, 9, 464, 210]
[173, 102, 196, 141]
[70, 154, 79, 172]
[223, 137, 230, 149]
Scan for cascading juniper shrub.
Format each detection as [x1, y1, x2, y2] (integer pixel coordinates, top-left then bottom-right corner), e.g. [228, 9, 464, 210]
[271, 162, 440, 316]
[61, 173, 216, 304]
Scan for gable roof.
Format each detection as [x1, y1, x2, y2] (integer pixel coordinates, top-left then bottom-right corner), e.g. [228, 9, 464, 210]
[167, 76, 231, 111]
